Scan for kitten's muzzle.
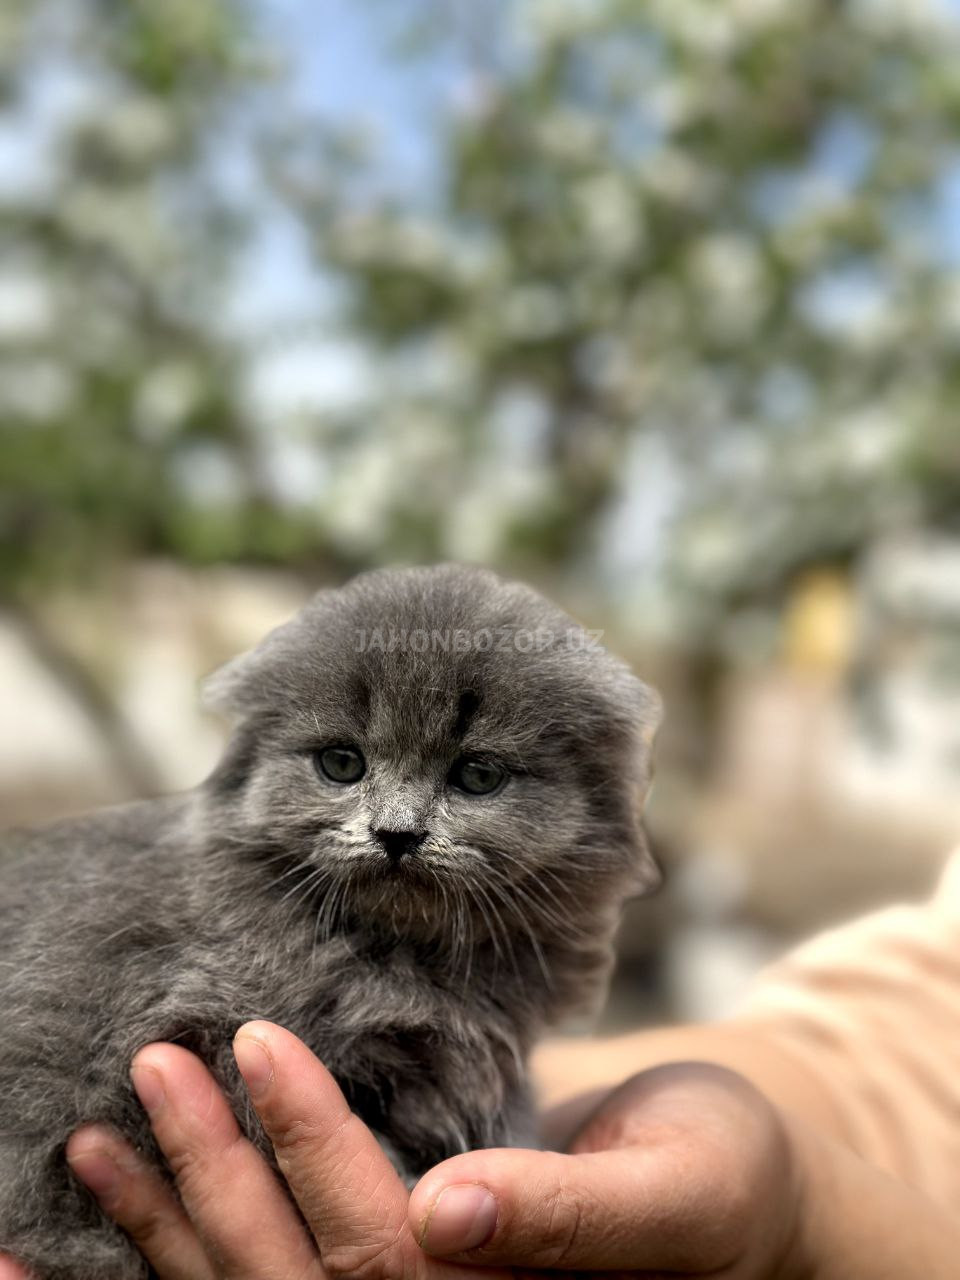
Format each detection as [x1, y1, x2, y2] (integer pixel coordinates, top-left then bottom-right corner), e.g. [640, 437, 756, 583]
[372, 826, 426, 861]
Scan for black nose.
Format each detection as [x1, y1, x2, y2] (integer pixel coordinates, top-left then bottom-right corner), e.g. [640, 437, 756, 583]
[373, 828, 426, 860]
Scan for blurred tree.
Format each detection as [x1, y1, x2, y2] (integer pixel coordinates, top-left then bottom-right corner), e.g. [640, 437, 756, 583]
[6, 0, 960, 791]
[294, 0, 960, 614]
[0, 0, 344, 789]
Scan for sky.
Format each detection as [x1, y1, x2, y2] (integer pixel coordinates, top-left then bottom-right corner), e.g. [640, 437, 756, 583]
[231, 0, 475, 415]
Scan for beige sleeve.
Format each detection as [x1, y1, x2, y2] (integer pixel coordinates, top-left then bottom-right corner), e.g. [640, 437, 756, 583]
[534, 850, 960, 1210]
[738, 848, 960, 1212]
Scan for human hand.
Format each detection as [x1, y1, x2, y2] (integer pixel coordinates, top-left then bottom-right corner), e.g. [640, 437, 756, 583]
[412, 1060, 808, 1278]
[0, 1023, 812, 1280]
[3, 1022, 958, 1280]
[2, 1022, 505, 1280]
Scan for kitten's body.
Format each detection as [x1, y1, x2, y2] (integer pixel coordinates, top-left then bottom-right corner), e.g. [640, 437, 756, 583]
[0, 566, 660, 1280]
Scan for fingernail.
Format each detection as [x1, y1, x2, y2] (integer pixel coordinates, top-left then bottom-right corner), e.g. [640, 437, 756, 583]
[234, 1034, 273, 1099]
[130, 1064, 165, 1115]
[419, 1184, 499, 1254]
[67, 1149, 120, 1205]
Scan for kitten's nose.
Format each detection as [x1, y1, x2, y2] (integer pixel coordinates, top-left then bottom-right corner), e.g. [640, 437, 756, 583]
[372, 827, 426, 860]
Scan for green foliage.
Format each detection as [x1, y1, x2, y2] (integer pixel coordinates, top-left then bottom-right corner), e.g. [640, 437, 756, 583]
[300, 0, 960, 599]
[0, 0, 335, 607]
[4, 0, 960, 628]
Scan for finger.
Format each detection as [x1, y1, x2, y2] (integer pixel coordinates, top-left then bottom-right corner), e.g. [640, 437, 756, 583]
[0, 1255, 32, 1280]
[131, 1042, 324, 1280]
[412, 1146, 673, 1269]
[232, 1021, 420, 1280]
[410, 1064, 771, 1272]
[66, 1126, 215, 1280]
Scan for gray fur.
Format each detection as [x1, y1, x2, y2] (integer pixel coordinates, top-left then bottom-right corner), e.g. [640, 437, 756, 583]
[0, 564, 661, 1279]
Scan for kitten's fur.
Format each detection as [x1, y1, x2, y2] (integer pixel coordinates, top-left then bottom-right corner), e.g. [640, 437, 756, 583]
[0, 565, 661, 1279]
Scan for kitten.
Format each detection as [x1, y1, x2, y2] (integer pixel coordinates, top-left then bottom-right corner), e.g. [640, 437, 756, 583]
[0, 564, 661, 1280]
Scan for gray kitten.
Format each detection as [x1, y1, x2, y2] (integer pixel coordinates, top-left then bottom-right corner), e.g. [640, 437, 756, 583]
[0, 564, 661, 1280]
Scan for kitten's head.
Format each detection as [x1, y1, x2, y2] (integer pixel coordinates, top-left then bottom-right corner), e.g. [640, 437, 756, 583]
[203, 565, 660, 985]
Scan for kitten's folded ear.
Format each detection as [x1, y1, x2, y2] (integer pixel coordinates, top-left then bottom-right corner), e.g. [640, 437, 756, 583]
[201, 654, 252, 718]
[626, 676, 664, 898]
[201, 592, 331, 718]
[631, 678, 662, 799]
[630, 824, 664, 897]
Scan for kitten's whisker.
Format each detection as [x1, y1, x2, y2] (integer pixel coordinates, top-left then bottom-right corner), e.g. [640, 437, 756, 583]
[486, 850, 599, 936]
[95, 922, 141, 950]
[423, 869, 468, 986]
[471, 878, 523, 985]
[312, 876, 338, 955]
[264, 861, 316, 895]
[278, 866, 333, 939]
[511, 879, 589, 951]
[276, 866, 321, 906]
[464, 840, 579, 937]
[433, 874, 458, 974]
[256, 850, 306, 868]
[468, 881, 505, 977]
[484, 853, 574, 915]
[456, 882, 474, 990]
[512, 877, 587, 938]
[434, 873, 469, 989]
[320, 876, 349, 947]
[485, 877, 553, 992]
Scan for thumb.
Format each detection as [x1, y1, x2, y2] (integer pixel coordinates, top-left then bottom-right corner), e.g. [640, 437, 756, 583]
[408, 1143, 717, 1272]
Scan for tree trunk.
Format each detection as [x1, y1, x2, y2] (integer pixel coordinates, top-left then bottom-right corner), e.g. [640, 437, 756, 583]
[3, 602, 163, 799]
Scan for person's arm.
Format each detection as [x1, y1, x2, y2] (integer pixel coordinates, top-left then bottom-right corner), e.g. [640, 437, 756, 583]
[533, 1021, 853, 1149]
[787, 1114, 960, 1280]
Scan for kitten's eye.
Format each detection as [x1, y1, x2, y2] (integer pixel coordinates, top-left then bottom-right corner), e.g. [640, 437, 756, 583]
[449, 757, 506, 796]
[315, 746, 366, 785]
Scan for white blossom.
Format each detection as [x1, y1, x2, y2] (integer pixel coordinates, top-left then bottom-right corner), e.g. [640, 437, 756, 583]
[0, 272, 53, 340]
[533, 108, 603, 162]
[0, 358, 76, 420]
[502, 284, 567, 340]
[688, 233, 770, 339]
[573, 172, 644, 260]
[524, 0, 604, 43]
[641, 147, 718, 209]
[135, 362, 205, 440]
[728, 0, 795, 31]
[58, 184, 166, 277]
[650, 0, 736, 56]
[94, 97, 177, 164]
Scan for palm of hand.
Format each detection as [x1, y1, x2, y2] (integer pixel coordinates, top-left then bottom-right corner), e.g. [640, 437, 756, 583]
[541, 1062, 804, 1280]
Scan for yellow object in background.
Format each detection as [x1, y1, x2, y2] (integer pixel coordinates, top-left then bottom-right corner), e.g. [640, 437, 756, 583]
[782, 568, 855, 675]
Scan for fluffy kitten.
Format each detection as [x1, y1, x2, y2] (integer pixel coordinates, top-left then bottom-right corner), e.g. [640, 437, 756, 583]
[0, 564, 661, 1280]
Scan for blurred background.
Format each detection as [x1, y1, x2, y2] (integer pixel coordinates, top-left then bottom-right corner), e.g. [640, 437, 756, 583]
[2, 0, 960, 1027]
